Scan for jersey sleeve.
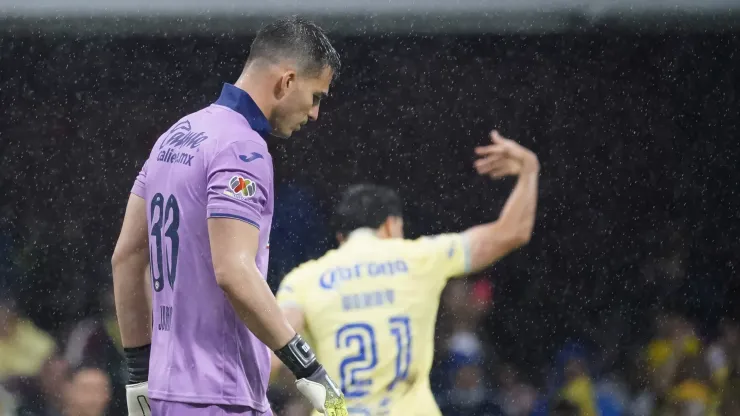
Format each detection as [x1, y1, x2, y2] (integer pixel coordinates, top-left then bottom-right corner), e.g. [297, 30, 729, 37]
[276, 266, 310, 311]
[130, 160, 148, 198]
[206, 140, 271, 229]
[412, 233, 472, 282]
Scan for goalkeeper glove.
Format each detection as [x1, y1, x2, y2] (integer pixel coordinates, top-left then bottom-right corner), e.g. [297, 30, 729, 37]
[275, 334, 348, 416]
[125, 382, 151, 416]
[124, 344, 152, 416]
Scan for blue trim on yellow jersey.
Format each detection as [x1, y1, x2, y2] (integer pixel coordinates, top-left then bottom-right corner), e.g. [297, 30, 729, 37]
[214, 83, 272, 137]
[209, 213, 260, 230]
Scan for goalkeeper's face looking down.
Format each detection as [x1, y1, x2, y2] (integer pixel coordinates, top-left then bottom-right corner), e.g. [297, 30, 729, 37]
[332, 183, 405, 244]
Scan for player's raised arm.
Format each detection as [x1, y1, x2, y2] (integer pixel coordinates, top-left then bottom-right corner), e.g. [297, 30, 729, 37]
[464, 130, 540, 272]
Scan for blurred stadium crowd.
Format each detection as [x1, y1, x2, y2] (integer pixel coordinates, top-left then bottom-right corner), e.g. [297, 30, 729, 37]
[0, 31, 738, 416]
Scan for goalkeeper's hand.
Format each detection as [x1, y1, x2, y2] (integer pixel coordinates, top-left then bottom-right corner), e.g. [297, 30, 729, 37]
[296, 365, 348, 415]
[275, 334, 348, 415]
[124, 344, 152, 416]
[125, 382, 151, 416]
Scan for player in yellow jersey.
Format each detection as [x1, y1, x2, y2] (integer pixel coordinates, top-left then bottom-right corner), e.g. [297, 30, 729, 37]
[272, 131, 539, 416]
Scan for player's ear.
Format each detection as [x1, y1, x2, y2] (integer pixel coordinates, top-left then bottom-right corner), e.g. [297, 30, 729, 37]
[277, 71, 297, 98]
[378, 217, 394, 239]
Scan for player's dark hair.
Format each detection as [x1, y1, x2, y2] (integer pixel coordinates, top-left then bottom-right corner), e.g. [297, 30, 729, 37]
[333, 184, 403, 236]
[247, 17, 341, 79]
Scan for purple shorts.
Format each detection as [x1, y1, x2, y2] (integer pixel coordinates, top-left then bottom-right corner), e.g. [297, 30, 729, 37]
[149, 399, 273, 416]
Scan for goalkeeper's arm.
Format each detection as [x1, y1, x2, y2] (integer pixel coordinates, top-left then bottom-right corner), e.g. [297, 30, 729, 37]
[209, 218, 347, 415]
[270, 306, 306, 381]
[112, 194, 154, 416]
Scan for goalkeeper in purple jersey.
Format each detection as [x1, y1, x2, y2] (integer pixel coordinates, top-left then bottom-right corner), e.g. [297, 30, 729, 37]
[111, 17, 347, 416]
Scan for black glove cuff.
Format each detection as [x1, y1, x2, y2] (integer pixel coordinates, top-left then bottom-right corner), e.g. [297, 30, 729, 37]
[274, 334, 320, 379]
[124, 344, 151, 384]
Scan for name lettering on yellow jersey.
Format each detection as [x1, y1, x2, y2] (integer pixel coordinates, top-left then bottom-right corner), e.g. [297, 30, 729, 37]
[342, 289, 395, 311]
[319, 260, 409, 290]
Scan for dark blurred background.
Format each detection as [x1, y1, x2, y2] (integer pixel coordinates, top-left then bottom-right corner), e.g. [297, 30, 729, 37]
[1, 2, 739, 415]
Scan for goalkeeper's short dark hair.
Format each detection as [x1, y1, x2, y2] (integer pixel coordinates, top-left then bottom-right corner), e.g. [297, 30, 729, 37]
[332, 184, 403, 236]
[246, 16, 341, 79]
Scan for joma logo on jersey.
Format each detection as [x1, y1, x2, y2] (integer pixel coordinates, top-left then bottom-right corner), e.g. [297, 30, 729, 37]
[159, 120, 209, 150]
[319, 260, 409, 290]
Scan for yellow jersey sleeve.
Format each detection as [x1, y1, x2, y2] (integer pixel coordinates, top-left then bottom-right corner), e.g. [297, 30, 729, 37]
[276, 264, 312, 311]
[411, 233, 471, 283]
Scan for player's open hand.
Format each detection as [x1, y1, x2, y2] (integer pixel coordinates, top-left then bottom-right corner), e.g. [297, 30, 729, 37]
[474, 130, 538, 178]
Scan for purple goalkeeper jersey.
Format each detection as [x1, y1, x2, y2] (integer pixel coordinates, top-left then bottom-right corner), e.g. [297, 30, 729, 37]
[130, 83, 274, 411]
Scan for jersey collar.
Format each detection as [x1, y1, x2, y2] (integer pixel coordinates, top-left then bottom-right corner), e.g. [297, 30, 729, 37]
[214, 83, 272, 137]
[346, 228, 379, 242]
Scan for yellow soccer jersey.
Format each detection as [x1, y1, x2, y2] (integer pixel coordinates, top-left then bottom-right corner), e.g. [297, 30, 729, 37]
[276, 229, 471, 416]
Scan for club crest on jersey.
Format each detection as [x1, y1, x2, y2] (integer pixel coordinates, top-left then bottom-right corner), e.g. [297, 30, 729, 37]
[224, 175, 257, 200]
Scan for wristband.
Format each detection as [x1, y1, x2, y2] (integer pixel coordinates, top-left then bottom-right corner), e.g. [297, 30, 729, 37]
[274, 334, 320, 379]
[124, 344, 151, 384]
